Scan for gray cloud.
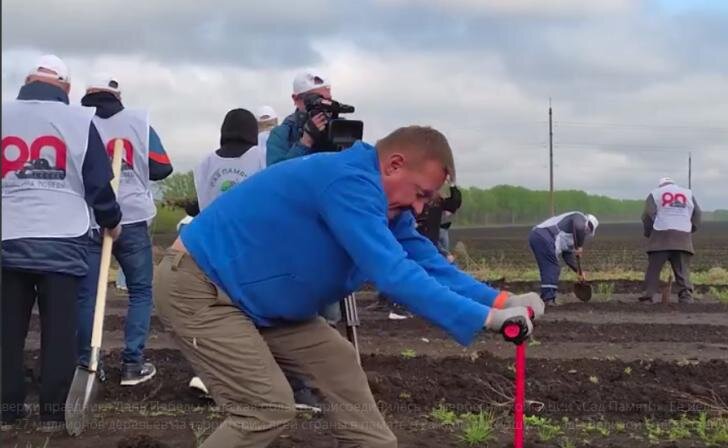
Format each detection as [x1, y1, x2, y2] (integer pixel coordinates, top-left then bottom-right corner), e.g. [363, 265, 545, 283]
[2, 0, 727, 209]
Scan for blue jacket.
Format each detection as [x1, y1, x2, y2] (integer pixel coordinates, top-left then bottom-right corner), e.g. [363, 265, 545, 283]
[2, 82, 122, 276]
[182, 141, 500, 346]
[265, 110, 311, 165]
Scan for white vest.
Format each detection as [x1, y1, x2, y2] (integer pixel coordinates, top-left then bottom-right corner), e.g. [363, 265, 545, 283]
[194, 148, 265, 210]
[92, 109, 155, 226]
[2, 100, 93, 240]
[536, 211, 585, 254]
[651, 184, 694, 232]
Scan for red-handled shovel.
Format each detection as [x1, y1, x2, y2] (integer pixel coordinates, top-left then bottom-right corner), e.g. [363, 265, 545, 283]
[501, 307, 535, 448]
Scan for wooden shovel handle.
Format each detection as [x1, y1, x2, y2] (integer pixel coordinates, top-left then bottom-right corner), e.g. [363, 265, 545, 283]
[89, 139, 123, 351]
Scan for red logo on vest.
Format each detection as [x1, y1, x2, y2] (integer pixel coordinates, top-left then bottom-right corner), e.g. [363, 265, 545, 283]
[661, 191, 687, 208]
[1, 135, 67, 179]
[105, 138, 134, 170]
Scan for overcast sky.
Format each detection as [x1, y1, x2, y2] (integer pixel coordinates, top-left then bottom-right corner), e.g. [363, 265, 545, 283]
[3, 0, 727, 209]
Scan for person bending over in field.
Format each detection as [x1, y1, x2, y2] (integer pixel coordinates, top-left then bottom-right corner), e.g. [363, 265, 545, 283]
[528, 211, 599, 305]
[154, 125, 543, 448]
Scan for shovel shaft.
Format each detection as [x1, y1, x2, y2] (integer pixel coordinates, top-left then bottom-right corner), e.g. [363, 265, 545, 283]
[89, 140, 123, 365]
[514, 342, 526, 448]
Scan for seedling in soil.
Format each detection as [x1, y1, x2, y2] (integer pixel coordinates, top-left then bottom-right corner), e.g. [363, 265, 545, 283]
[431, 405, 459, 426]
[708, 287, 728, 304]
[595, 282, 615, 300]
[582, 421, 610, 437]
[559, 438, 576, 448]
[623, 366, 632, 375]
[615, 422, 627, 433]
[644, 418, 665, 443]
[528, 337, 541, 347]
[525, 415, 563, 442]
[400, 348, 417, 359]
[588, 375, 599, 384]
[458, 411, 496, 446]
[399, 391, 411, 399]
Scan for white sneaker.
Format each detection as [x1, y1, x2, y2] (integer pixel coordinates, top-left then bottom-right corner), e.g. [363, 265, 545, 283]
[388, 311, 409, 320]
[188, 376, 209, 395]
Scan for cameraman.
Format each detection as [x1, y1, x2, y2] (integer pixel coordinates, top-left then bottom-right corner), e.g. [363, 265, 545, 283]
[266, 71, 332, 166]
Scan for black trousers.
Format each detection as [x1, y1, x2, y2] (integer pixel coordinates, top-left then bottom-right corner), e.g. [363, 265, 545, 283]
[1, 268, 79, 422]
[644, 251, 693, 300]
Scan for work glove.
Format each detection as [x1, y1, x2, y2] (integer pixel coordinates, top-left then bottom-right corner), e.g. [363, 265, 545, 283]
[484, 306, 533, 344]
[499, 292, 545, 320]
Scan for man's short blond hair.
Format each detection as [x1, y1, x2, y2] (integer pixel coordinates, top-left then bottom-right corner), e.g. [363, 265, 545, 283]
[376, 126, 456, 182]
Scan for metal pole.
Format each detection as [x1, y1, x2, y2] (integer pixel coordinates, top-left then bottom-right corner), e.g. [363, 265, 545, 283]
[688, 152, 692, 189]
[549, 99, 554, 216]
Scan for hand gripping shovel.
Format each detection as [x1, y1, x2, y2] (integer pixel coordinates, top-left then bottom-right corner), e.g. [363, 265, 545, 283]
[65, 139, 124, 435]
[573, 255, 592, 302]
[501, 307, 535, 448]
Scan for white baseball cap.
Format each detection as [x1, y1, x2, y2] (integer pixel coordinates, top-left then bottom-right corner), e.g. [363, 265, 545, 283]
[586, 214, 599, 235]
[292, 71, 330, 95]
[28, 54, 70, 82]
[87, 74, 121, 94]
[256, 105, 277, 121]
[658, 177, 675, 187]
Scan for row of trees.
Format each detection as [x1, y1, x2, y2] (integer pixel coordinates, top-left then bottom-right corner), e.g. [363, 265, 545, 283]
[156, 173, 725, 225]
[455, 185, 645, 226]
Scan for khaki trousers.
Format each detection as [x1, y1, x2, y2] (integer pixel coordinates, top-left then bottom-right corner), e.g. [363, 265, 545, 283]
[153, 249, 396, 448]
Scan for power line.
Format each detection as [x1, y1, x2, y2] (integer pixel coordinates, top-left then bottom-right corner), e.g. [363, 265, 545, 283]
[554, 120, 728, 132]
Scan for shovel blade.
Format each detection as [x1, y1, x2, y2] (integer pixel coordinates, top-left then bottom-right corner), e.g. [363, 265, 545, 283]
[65, 366, 100, 436]
[574, 281, 593, 302]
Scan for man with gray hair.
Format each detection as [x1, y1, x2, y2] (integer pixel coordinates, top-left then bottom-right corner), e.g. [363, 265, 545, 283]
[640, 177, 701, 304]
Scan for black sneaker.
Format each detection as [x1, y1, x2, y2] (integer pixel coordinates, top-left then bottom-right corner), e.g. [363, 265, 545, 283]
[121, 362, 157, 386]
[293, 387, 322, 413]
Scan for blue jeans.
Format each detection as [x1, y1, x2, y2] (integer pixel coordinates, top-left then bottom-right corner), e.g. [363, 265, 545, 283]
[77, 222, 153, 365]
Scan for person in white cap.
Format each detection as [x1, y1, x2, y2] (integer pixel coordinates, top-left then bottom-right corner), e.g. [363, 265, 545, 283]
[639, 177, 701, 303]
[256, 105, 278, 168]
[528, 211, 599, 305]
[1, 55, 122, 432]
[266, 71, 332, 166]
[75, 75, 173, 386]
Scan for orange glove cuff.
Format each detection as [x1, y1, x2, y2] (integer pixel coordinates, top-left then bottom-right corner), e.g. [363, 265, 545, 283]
[492, 291, 509, 309]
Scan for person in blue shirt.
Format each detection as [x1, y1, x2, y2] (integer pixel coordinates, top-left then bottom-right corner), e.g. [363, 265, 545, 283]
[153, 125, 543, 448]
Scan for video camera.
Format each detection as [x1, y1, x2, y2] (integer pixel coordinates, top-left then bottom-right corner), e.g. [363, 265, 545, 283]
[302, 92, 363, 151]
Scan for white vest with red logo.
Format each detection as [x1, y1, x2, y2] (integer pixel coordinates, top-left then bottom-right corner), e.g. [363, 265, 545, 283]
[92, 109, 155, 226]
[193, 148, 265, 210]
[2, 100, 93, 240]
[651, 184, 694, 232]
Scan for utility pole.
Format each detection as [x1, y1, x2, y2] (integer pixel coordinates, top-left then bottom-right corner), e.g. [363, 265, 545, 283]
[688, 152, 692, 189]
[549, 99, 554, 216]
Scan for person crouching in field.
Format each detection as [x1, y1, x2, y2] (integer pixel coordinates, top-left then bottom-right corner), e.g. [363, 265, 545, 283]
[153, 126, 544, 448]
[528, 211, 599, 305]
[639, 177, 701, 304]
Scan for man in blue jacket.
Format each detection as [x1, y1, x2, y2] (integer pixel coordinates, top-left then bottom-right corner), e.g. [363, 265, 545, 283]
[1, 55, 122, 432]
[265, 71, 332, 165]
[154, 126, 543, 447]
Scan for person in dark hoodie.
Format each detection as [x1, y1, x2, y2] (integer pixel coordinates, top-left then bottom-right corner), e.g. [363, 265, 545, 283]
[1, 55, 122, 432]
[76, 75, 173, 387]
[193, 108, 264, 210]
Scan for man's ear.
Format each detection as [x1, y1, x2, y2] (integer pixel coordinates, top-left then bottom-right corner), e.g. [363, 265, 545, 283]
[383, 152, 405, 175]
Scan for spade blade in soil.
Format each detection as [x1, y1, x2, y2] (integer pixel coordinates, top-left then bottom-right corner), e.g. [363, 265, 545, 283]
[574, 281, 593, 302]
[65, 365, 100, 436]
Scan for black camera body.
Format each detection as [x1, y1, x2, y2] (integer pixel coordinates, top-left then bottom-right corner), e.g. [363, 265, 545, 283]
[302, 93, 363, 151]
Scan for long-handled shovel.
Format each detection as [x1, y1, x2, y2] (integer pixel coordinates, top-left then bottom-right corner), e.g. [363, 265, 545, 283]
[65, 139, 124, 436]
[501, 307, 534, 448]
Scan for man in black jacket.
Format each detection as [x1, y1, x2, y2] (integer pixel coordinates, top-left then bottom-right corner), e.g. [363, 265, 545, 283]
[76, 76, 173, 386]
